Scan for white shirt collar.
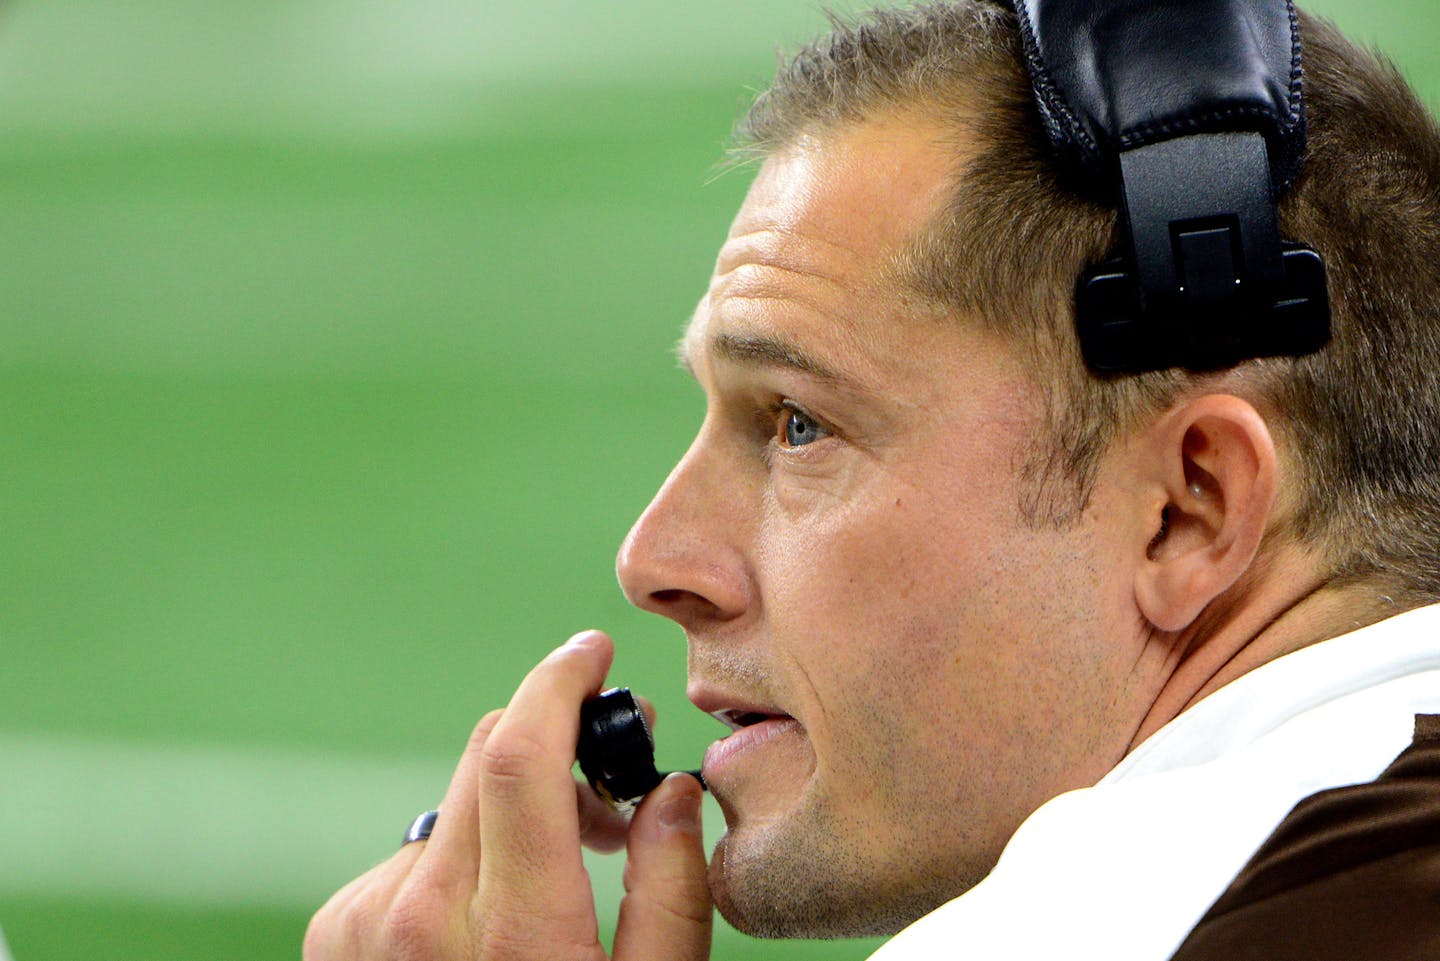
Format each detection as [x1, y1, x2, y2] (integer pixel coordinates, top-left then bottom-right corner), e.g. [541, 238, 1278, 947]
[870, 604, 1440, 960]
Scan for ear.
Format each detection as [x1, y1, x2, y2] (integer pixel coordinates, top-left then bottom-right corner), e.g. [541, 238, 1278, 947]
[1133, 394, 1277, 633]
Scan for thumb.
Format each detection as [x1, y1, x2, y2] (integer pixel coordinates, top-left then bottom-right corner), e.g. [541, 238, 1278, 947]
[613, 772, 713, 961]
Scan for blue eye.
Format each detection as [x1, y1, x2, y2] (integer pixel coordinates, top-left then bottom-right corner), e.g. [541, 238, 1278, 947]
[782, 407, 829, 447]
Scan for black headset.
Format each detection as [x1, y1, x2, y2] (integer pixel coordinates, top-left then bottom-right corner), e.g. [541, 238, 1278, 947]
[1009, 0, 1330, 374]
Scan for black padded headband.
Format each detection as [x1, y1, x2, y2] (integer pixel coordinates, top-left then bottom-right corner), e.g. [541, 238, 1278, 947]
[1008, 0, 1329, 373]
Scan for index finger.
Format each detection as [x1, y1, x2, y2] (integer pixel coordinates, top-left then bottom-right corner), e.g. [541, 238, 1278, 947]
[476, 630, 614, 899]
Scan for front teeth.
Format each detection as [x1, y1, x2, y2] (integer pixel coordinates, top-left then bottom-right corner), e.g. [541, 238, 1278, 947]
[711, 709, 772, 731]
[711, 710, 743, 731]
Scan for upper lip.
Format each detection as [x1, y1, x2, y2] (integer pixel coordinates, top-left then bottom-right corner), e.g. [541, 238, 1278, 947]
[689, 685, 792, 731]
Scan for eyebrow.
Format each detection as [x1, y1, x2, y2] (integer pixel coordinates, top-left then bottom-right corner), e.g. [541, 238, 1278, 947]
[676, 331, 853, 386]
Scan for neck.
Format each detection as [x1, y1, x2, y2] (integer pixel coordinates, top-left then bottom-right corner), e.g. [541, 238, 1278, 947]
[1127, 554, 1414, 750]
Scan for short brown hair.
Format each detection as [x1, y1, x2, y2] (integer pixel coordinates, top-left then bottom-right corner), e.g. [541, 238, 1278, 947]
[734, 1, 1440, 600]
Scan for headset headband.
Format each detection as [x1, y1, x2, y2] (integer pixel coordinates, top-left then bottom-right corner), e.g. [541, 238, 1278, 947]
[1010, 0, 1330, 373]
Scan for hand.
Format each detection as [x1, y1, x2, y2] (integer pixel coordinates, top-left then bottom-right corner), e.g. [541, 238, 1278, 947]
[304, 630, 713, 961]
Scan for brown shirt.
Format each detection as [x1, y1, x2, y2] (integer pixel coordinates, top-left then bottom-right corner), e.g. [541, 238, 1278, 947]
[1169, 715, 1440, 961]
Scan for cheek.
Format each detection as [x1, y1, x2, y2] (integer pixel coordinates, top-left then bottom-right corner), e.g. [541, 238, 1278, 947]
[759, 469, 1116, 812]
[760, 484, 990, 775]
[763, 483, 941, 643]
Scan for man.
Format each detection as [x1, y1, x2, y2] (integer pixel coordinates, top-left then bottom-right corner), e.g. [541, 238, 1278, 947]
[305, 2, 1440, 958]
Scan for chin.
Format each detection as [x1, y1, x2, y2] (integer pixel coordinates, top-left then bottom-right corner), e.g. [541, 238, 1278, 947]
[706, 825, 952, 940]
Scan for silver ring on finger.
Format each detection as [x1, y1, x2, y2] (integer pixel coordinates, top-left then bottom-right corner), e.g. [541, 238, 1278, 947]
[402, 809, 439, 846]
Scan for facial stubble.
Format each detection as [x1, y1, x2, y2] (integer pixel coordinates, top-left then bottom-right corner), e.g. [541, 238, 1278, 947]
[704, 734, 990, 939]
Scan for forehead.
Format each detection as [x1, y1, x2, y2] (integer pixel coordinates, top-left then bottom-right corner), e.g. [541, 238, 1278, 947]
[726, 114, 960, 274]
[683, 113, 967, 377]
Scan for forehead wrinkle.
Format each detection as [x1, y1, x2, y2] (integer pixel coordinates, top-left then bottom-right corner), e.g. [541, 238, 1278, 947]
[713, 261, 860, 301]
[717, 227, 868, 282]
[707, 254, 875, 358]
[717, 291, 859, 338]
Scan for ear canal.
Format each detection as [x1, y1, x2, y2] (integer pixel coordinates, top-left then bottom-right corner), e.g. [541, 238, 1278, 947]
[1148, 506, 1171, 558]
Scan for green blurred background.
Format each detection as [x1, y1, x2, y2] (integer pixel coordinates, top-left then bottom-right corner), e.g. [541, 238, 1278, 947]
[0, 1, 1432, 959]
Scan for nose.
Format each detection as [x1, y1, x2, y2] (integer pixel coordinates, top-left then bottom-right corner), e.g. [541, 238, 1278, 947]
[616, 431, 752, 629]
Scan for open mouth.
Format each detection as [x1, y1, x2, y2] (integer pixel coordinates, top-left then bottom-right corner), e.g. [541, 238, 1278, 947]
[702, 707, 803, 779]
[711, 708, 789, 731]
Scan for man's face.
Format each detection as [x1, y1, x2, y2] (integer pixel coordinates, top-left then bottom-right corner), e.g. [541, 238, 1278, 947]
[617, 114, 1150, 937]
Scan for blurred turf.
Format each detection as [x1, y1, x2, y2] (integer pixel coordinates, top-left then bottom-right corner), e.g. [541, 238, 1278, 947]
[0, 896, 315, 961]
[0, 896, 884, 961]
[0, 88, 754, 764]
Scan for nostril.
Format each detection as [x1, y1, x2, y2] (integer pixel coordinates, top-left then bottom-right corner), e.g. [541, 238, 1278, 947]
[644, 587, 739, 627]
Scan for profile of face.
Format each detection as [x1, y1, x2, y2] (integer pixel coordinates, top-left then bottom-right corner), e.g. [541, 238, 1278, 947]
[616, 114, 1159, 938]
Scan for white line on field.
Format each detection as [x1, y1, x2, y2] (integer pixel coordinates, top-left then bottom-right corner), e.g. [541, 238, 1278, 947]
[0, 731, 723, 917]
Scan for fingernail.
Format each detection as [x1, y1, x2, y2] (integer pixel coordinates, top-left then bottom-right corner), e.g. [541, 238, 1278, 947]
[657, 774, 701, 836]
[566, 629, 603, 649]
